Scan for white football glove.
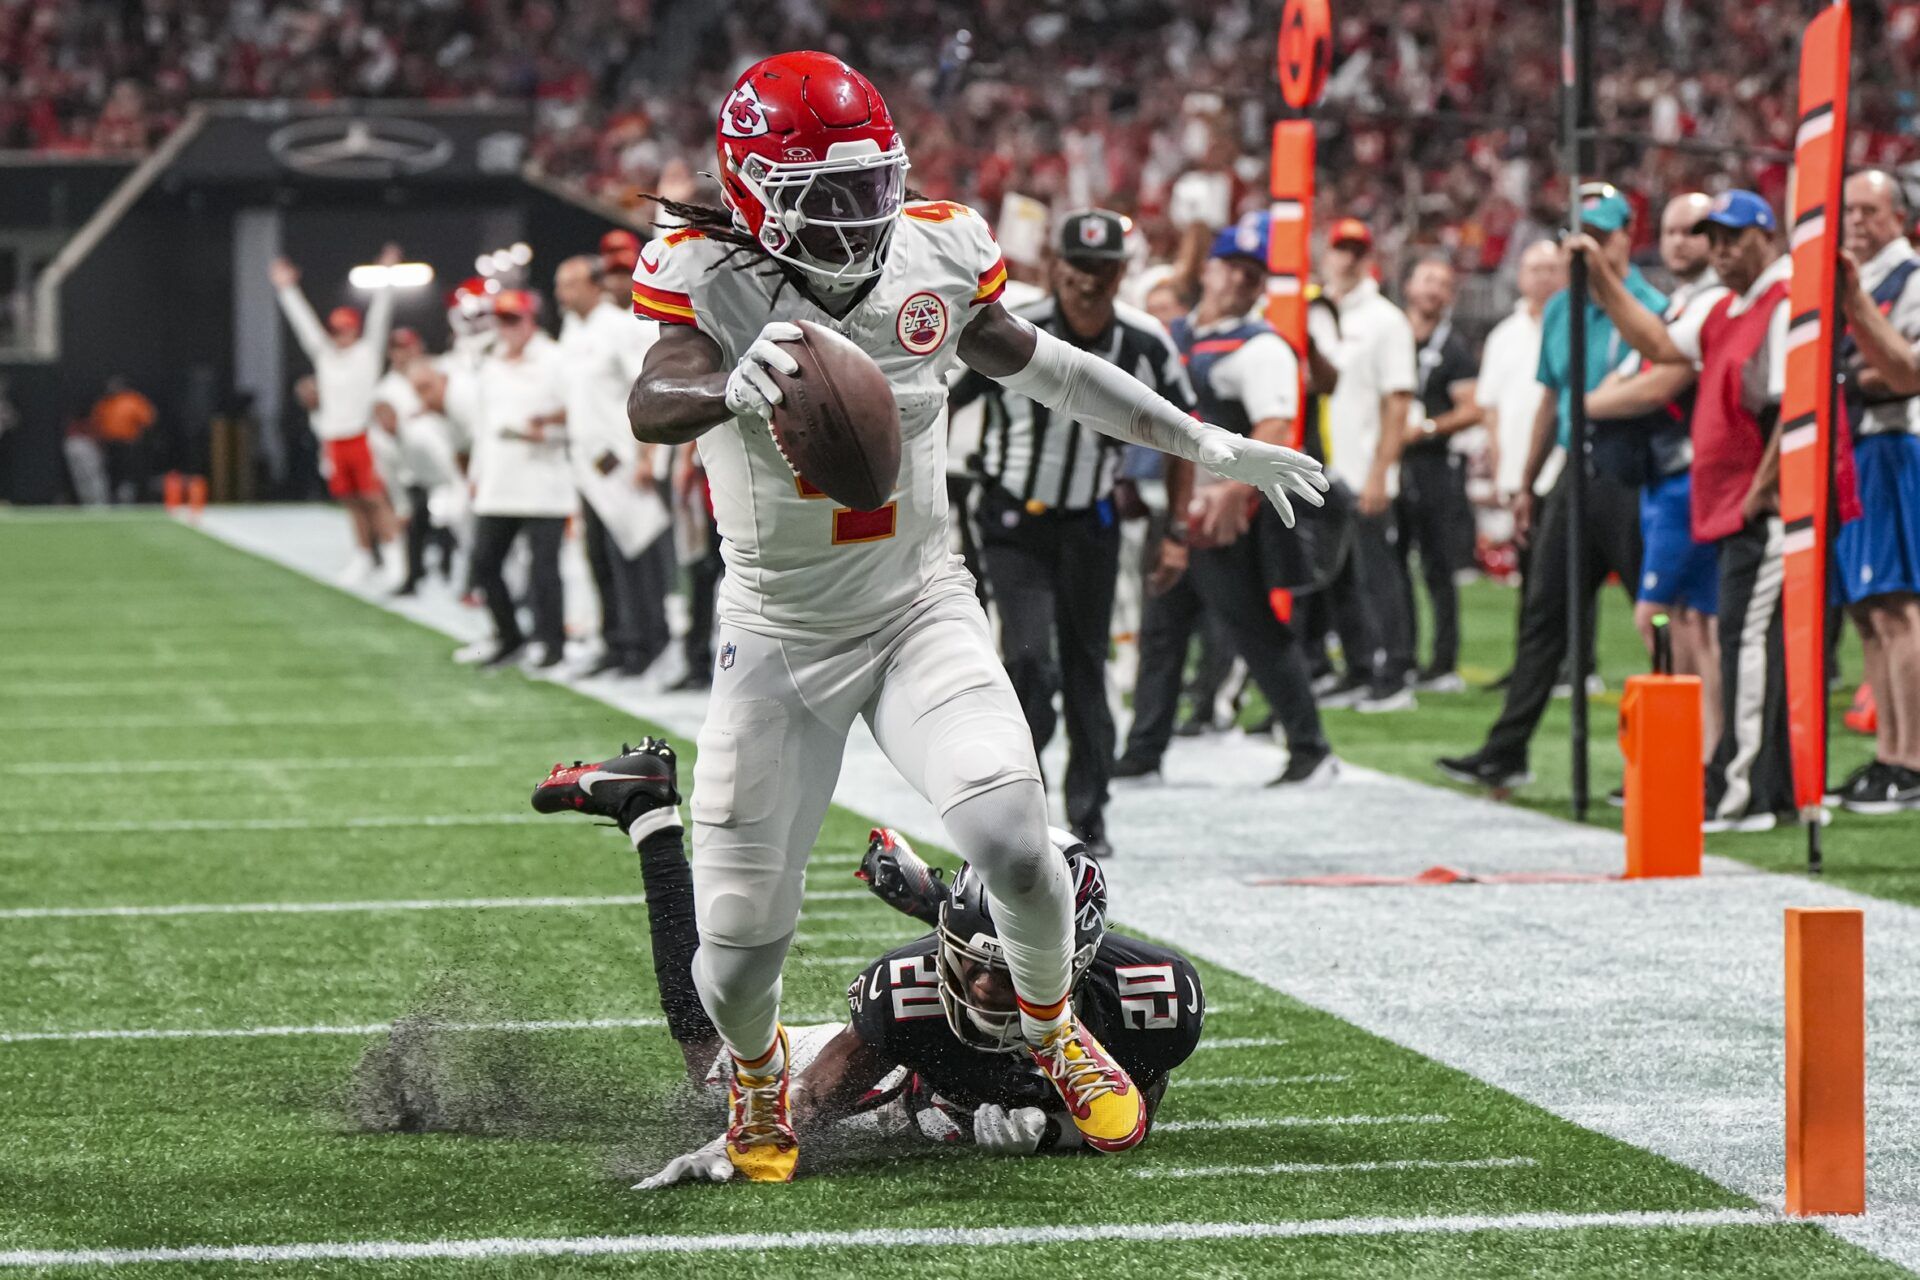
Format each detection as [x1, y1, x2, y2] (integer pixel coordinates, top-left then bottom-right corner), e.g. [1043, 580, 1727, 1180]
[1195, 432, 1330, 529]
[632, 1133, 733, 1190]
[972, 1103, 1047, 1156]
[722, 320, 803, 422]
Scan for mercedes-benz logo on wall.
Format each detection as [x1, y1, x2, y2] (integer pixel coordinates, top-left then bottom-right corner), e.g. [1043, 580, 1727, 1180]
[268, 117, 454, 180]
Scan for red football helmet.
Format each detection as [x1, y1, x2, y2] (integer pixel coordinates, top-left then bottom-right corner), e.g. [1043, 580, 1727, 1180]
[715, 51, 910, 285]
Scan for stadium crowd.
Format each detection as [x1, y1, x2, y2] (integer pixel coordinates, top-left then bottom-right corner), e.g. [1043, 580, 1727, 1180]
[13, 0, 1920, 291]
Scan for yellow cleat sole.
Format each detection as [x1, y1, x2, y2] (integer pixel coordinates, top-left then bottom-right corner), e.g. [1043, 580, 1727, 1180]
[727, 1142, 799, 1183]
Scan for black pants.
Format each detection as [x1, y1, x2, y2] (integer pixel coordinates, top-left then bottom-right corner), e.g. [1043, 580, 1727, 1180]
[978, 493, 1121, 836]
[105, 439, 148, 504]
[1397, 446, 1474, 674]
[1481, 469, 1643, 765]
[401, 485, 456, 588]
[1707, 517, 1795, 820]
[682, 524, 725, 673]
[582, 501, 672, 668]
[1123, 571, 1205, 769]
[1184, 505, 1328, 758]
[1322, 510, 1414, 687]
[470, 514, 566, 653]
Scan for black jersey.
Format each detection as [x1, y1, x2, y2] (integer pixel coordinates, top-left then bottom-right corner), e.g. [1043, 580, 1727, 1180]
[845, 931, 1205, 1112]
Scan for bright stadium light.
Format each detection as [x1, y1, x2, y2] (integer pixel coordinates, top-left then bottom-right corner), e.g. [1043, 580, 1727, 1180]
[490, 249, 515, 273]
[348, 262, 436, 289]
[475, 254, 496, 276]
[508, 242, 533, 265]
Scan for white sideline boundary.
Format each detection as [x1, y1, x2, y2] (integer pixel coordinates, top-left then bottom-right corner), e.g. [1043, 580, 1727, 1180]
[0, 1018, 665, 1044]
[1134, 1156, 1538, 1180]
[0, 1209, 1817, 1269]
[171, 508, 1920, 1274]
[1155, 1114, 1447, 1133]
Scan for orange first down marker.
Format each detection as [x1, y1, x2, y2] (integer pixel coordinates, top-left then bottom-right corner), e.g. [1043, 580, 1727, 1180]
[1785, 907, 1865, 1216]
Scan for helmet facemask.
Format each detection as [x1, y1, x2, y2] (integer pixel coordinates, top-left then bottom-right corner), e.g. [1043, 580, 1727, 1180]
[727, 140, 909, 286]
[935, 911, 1100, 1055]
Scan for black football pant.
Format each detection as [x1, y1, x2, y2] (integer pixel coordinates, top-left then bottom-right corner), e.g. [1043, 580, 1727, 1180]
[1321, 510, 1415, 688]
[1708, 517, 1795, 820]
[1396, 446, 1474, 674]
[582, 501, 672, 670]
[682, 524, 725, 676]
[1479, 469, 1642, 766]
[1184, 505, 1329, 757]
[978, 493, 1121, 838]
[401, 485, 456, 589]
[470, 513, 565, 654]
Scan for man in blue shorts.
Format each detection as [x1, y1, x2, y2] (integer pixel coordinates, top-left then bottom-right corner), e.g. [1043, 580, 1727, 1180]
[1834, 170, 1920, 813]
[1587, 192, 1725, 759]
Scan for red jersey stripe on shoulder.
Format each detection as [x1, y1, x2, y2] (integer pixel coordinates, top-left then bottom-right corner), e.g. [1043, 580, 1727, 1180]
[632, 289, 697, 326]
[972, 258, 1009, 306]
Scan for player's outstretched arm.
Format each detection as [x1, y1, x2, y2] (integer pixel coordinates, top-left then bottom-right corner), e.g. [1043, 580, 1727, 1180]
[627, 320, 804, 446]
[956, 302, 1329, 527]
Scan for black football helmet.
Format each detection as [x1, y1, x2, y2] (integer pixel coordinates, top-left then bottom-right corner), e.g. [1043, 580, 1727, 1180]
[935, 828, 1109, 1054]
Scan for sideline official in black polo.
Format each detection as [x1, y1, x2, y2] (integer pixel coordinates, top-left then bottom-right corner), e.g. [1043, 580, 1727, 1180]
[952, 209, 1193, 858]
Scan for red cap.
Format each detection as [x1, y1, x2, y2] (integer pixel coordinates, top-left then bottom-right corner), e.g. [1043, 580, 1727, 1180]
[601, 228, 642, 274]
[492, 288, 539, 320]
[1328, 217, 1373, 250]
[327, 306, 363, 334]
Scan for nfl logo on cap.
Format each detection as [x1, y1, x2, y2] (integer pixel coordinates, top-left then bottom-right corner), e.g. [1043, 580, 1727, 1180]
[1079, 219, 1109, 248]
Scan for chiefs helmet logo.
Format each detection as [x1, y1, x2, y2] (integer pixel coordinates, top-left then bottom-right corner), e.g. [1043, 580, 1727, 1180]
[720, 83, 771, 140]
[896, 291, 949, 355]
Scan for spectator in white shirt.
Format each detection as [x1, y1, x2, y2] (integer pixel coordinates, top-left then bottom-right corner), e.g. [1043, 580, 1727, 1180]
[454, 288, 575, 670]
[1315, 217, 1420, 711]
[371, 328, 463, 596]
[554, 253, 668, 677]
[271, 243, 403, 585]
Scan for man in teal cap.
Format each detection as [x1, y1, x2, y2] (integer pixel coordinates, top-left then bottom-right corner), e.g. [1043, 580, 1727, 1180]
[1438, 182, 1658, 789]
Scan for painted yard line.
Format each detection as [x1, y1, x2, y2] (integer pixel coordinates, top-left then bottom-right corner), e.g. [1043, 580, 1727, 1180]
[1191, 1036, 1288, 1050]
[1, 674, 490, 697]
[793, 955, 878, 967]
[0, 1014, 838, 1046]
[0, 894, 652, 921]
[1178, 1074, 1349, 1087]
[0, 1018, 663, 1044]
[0, 1209, 1803, 1268]
[4, 813, 550, 836]
[1133, 1155, 1538, 1180]
[0, 754, 518, 776]
[1155, 1114, 1448, 1133]
[8, 711, 608, 731]
[0, 888, 874, 920]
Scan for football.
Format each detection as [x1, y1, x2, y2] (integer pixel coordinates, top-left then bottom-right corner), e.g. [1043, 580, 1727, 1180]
[766, 321, 902, 512]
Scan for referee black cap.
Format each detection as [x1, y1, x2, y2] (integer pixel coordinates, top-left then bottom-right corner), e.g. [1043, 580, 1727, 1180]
[1059, 209, 1130, 263]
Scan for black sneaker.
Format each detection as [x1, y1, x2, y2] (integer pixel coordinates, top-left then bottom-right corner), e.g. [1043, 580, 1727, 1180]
[1172, 715, 1210, 738]
[1317, 673, 1370, 709]
[1270, 746, 1339, 787]
[856, 828, 948, 925]
[1413, 667, 1467, 694]
[1606, 785, 1626, 809]
[530, 738, 681, 828]
[1825, 760, 1878, 805]
[579, 650, 625, 678]
[1071, 823, 1114, 861]
[1111, 756, 1162, 783]
[1436, 751, 1533, 790]
[668, 666, 713, 692]
[480, 641, 526, 669]
[527, 645, 565, 670]
[1842, 762, 1920, 815]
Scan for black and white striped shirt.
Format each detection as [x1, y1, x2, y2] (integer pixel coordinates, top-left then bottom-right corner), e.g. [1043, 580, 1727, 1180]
[955, 297, 1193, 511]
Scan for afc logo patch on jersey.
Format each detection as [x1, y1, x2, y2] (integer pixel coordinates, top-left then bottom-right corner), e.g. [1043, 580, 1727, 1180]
[896, 291, 948, 356]
[719, 83, 770, 139]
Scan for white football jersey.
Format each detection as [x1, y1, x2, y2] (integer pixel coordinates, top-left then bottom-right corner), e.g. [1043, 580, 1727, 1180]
[633, 202, 1009, 637]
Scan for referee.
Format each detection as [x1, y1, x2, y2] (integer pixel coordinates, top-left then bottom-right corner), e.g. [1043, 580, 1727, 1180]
[953, 209, 1193, 858]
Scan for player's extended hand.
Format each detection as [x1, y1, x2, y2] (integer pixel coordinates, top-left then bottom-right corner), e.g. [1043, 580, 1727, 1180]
[633, 1134, 734, 1190]
[973, 1104, 1047, 1156]
[1194, 431, 1328, 528]
[724, 321, 804, 422]
[269, 257, 299, 289]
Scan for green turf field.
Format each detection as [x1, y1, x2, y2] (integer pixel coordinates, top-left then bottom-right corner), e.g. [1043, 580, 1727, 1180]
[0, 512, 1906, 1277]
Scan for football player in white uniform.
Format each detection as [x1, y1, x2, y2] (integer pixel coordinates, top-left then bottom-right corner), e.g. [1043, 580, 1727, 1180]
[626, 50, 1324, 1181]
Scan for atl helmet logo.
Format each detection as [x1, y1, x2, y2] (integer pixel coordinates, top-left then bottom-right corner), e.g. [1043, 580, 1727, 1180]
[896, 291, 948, 355]
[719, 82, 770, 139]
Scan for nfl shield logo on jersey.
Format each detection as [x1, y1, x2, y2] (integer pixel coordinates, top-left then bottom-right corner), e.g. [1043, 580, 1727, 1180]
[895, 291, 948, 355]
[719, 641, 737, 671]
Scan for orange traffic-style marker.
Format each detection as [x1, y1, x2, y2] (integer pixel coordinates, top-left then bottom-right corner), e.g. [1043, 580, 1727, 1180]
[1785, 906, 1865, 1216]
[163, 471, 184, 512]
[1617, 674, 1703, 878]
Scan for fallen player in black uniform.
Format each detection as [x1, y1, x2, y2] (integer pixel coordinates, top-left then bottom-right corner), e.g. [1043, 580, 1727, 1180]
[531, 738, 1205, 1184]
